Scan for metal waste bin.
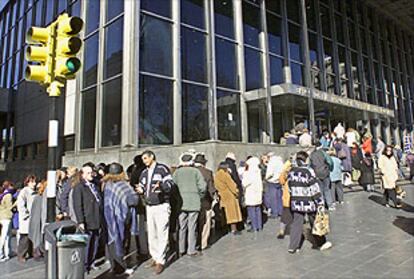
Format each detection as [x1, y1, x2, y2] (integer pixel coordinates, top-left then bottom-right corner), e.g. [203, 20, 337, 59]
[44, 221, 89, 279]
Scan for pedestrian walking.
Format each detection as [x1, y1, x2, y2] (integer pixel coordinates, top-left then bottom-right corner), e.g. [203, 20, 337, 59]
[0, 181, 15, 262]
[242, 157, 263, 235]
[406, 149, 414, 181]
[276, 158, 293, 239]
[328, 149, 344, 204]
[28, 180, 46, 261]
[265, 154, 284, 218]
[136, 150, 174, 275]
[288, 151, 332, 253]
[359, 152, 375, 192]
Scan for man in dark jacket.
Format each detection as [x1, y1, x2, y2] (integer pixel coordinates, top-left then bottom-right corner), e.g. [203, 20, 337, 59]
[194, 154, 216, 251]
[310, 143, 335, 210]
[72, 165, 103, 272]
[136, 150, 174, 275]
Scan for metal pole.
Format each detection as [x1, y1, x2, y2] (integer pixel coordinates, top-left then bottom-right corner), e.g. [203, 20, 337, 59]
[46, 95, 59, 279]
[309, 69, 317, 144]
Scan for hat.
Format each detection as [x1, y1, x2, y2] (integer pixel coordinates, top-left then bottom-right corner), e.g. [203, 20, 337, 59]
[194, 153, 207, 164]
[180, 153, 194, 165]
[108, 162, 124, 175]
[225, 152, 236, 161]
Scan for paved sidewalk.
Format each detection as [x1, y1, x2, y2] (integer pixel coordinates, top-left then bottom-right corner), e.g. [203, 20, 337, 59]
[1, 185, 413, 279]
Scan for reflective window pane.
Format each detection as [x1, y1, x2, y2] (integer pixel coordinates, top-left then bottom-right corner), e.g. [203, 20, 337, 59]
[266, 0, 280, 15]
[291, 63, 303, 85]
[215, 37, 238, 89]
[244, 47, 263, 91]
[217, 90, 241, 141]
[320, 6, 330, 38]
[139, 75, 173, 145]
[104, 17, 123, 79]
[323, 39, 334, 73]
[86, 0, 100, 34]
[57, 0, 67, 15]
[141, 0, 171, 18]
[35, 0, 43, 26]
[306, 0, 316, 31]
[102, 78, 122, 147]
[181, 27, 207, 83]
[70, 0, 81, 18]
[182, 83, 209, 142]
[267, 13, 282, 55]
[181, 0, 204, 29]
[270, 55, 283, 85]
[309, 32, 318, 67]
[107, 0, 124, 22]
[289, 23, 302, 62]
[287, 0, 300, 23]
[242, 1, 261, 48]
[45, 0, 54, 24]
[335, 14, 344, 44]
[140, 15, 173, 76]
[214, 0, 234, 39]
[81, 88, 97, 149]
[83, 33, 99, 88]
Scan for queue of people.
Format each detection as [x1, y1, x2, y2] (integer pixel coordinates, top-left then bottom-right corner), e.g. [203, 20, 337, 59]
[0, 123, 412, 276]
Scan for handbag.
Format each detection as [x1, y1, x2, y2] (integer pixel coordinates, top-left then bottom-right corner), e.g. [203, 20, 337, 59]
[312, 207, 330, 236]
[351, 168, 361, 181]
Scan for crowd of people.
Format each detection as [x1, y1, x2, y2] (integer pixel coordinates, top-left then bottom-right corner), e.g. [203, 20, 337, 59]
[0, 123, 413, 276]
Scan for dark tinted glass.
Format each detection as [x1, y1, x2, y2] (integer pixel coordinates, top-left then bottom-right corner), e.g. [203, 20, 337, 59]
[267, 13, 282, 55]
[320, 6, 330, 38]
[243, 1, 261, 47]
[266, 0, 280, 15]
[214, 0, 234, 38]
[244, 47, 263, 91]
[181, 27, 207, 83]
[104, 17, 123, 79]
[57, 0, 67, 15]
[287, 0, 300, 23]
[291, 63, 303, 85]
[306, 0, 316, 31]
[107, 0, 124, 22]
[324, 39, 334, 73]
[338, 46, 347, 78]
[217, 90, 241, 141]
[216, 38, 238, 89]
[289, 23, 302, 62]
[45, 0, 54, 24]
[35, 0, 43, 25]
[309, 32, 318, 67]
[336, 14, 344, 44]
[83, 33, 99, 88]
[182, 83, 209, 142]
[141, 0, 171, 18]
[139, 75, 173, 145]
[270, 55, 283, 85]
[102, 78, 122, 146]
[70, 0, 81, 18]
[140, 15, 173, 76]
[181, 0, 204, 29]
[81, 88, 97, 149]
[86, 0, 100, 34]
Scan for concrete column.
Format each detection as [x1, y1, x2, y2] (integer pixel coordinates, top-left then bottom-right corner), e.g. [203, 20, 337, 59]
[372, 119, 381, 142]
[393, 126, 402, 147]
[172, 0, 182, 145]
[281, 108, 295, 133]
[121, 0, 138, 148]
[384, 119, 392, 145]
[234, 0, 248, 143]
[281, 0, 291, 84]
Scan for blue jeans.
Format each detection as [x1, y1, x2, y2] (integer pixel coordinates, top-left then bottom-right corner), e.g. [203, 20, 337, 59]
[318, 177, 333, 208]
[267, 182, 283, 217]
[247, 206, 262, 231]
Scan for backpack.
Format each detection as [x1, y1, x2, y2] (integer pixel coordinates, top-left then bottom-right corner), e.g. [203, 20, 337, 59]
[323, 151, 334, 172]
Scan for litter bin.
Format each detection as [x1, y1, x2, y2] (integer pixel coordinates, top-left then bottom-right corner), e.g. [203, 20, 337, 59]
[44, 221, 89, 279]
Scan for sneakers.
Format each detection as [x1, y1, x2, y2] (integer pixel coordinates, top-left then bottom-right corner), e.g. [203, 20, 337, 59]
[320, 241, 333, 251]
[0, 256, 10, 262]
[328, 206, 336, 211]
[115, 268, 134, 277]
[385, 204, 390, 208]
[154, 263, 164, 275]
[288, 248, 300, 254]
[276, 230, 285, 239]
[144, 259, 156, 269]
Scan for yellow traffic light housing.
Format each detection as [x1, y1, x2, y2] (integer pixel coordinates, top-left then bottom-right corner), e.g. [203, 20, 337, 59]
[55, 14, 84, 79]
[24, 13, 84, 96]
[25, 26, 52, 84]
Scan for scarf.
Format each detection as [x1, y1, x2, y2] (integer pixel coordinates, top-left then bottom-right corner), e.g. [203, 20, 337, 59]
[85, 181, 100, 203]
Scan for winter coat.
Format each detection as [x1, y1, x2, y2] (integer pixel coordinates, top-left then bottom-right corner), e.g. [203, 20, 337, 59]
[215, 169, 242, 224]
[173, 166, 206, 211]
[72, 180, 103, 230]
[329, 156, 343, 182]
[196, 165, 216, 210]
[359, 157, 375, 186]
[278, 160, 292, 208]
[225, 157, 242, 189]
[16, 187, 35, 234]
[378, 155, 399, 189]
[28, 194, 46, 249]
[299, 133, 312, 148]
[265, 155, 284, 184]
[242, 157, 263, 206]
[0, 192, 13, 220]
[351, 147, 364, 170]
[310, 149, 331, 180]
[334, 142, 352, 172]
[286, 135, 298, 145]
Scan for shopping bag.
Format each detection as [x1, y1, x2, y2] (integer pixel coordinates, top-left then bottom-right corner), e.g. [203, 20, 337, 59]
[312, 208, 330, 236]
[351, 169, 361, 181]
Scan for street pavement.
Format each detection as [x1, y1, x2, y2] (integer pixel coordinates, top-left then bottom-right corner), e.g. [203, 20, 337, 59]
[1, 185, 413, 279]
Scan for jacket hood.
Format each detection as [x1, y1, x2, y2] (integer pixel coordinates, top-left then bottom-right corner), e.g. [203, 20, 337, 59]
[246, 157, 260, 170]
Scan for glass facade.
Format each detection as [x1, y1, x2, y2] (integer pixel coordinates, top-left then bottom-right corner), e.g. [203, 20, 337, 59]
[0, 0, 413, 152]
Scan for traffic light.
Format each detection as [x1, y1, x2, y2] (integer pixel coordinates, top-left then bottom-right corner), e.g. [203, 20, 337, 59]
[25, 26, 53, 84]
[24, 13, 84, 96]
[55, 14, 83, 80]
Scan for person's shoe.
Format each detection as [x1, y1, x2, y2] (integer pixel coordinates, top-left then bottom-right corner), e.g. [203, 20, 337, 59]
[276, 230, 285, 239]
[328, 206, 336, 211]
[385, 204, 390, 208]
[18, 256, 26, 263]
[144, 259, 156, 269]
[154, 263, 164, 275]
[231, 230, 241, 236]
[188, 251, 202, 257]
[320, 241, 333, 251]
[288, 249, 299, 254]
[395, 204, 403, 208]
[0, 256, 10, 262]
[89, 263, 100, 270]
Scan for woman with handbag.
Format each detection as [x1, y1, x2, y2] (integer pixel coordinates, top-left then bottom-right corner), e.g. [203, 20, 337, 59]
[287, 151, 332, 253]
[378, 146, 402, 208]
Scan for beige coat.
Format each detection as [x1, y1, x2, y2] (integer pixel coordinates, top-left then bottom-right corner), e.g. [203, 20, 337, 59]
[215, 169, 242, 224]
[378, 155, 399, 189]
[242, 157, 263, 206]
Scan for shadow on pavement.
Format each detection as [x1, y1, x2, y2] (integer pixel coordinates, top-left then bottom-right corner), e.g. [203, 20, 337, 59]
[368, 194, 385, 206]
[393, 216, 414, 236]
[400, 202, 414, 213]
